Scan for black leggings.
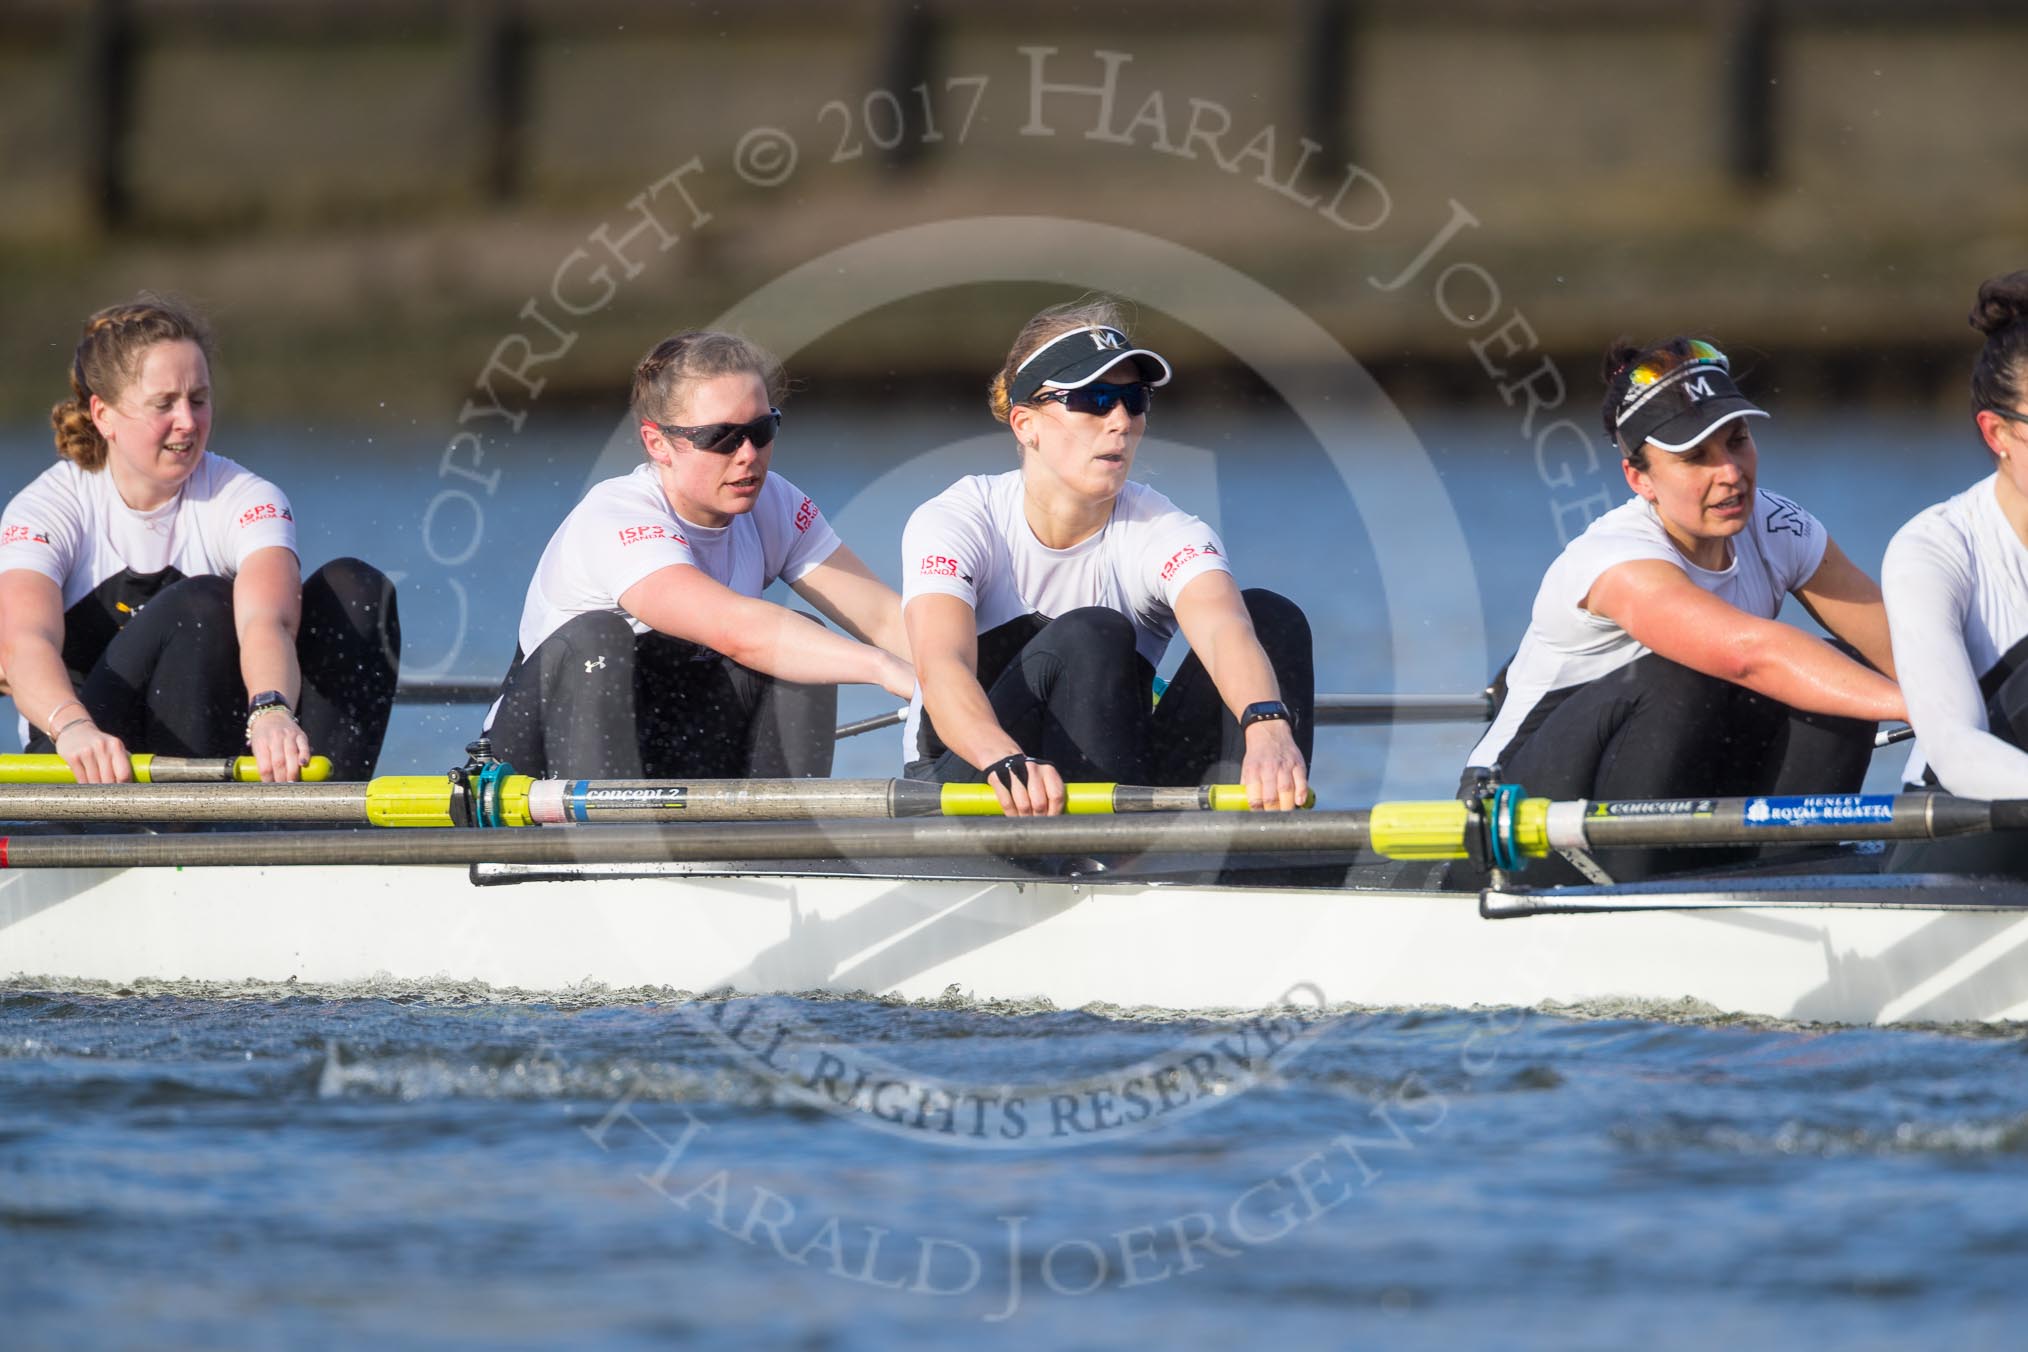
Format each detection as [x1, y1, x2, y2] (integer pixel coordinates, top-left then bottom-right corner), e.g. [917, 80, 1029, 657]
[1467, 652, 1876, 883]
[910, 589, 1315, 785]
[483, 611, 836, 780]
[1891, 649, 2028, 876]
[28, 558, 402, 779]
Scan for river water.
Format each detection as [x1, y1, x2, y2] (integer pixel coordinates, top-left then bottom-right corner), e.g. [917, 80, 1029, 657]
[4, 411, 2024, 1347]
[4, 984, 2025, 1347]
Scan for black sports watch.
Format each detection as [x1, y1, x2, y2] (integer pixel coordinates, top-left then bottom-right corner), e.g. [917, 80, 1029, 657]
[247, 690, 292, 717]
[1239, 700, 1292, 732]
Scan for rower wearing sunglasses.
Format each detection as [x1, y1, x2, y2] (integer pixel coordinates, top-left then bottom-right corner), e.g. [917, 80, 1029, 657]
[483, 330, 912, 779]
[1462, 336, 1903, 884]
[901, 299, 1314, 816]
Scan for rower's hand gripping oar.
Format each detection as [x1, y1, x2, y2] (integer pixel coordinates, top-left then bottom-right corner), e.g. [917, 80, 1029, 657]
[0, 739, 1313, 826]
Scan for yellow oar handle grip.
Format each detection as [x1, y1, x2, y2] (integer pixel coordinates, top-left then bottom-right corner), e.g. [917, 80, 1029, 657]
[1200, 786, 1318, 811]
[227, 755, 333, 783]
[0, 753, 333, 784]
[939, 783, 1313, 815]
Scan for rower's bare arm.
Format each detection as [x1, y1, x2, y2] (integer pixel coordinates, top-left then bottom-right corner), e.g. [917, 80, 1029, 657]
[1586, 560, 1906, 722]
[0, 568, 131, 781]
[905, 594, 1014, 763]
[1881, 533, 2028, 798]
[1174, 572, 1308, 811]
[621, 563, 912, 697]
[1793, 537, 1897, 681]
[234, 547, 310, 782]
[233, 547, 304, 700]
[788, 545, 911, 662]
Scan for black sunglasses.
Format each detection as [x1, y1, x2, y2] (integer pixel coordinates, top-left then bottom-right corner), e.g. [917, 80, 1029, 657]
[1032, 383, 1152, 417]
[655, 408, 782, 453]
[1986, 405, 2028, 427]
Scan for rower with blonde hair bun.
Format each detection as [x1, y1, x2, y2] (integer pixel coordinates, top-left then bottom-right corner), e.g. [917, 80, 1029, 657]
[902, 297, 1315, 816]
[482, 329, 912, 779]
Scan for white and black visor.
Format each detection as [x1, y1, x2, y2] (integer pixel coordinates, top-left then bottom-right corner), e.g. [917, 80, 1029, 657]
[1616, 362, 1768, 454]
[1007, 325, 1173, 407]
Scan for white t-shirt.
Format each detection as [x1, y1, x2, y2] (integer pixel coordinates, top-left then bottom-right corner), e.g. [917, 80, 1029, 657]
[1468, 489, 1829, 768]
[0, 453, 297, 743]
[1882, 474, 2028, 797]
[514, 462, 841, 657]
[899, 471, 1233, 757]
[0, 453, 296, 604]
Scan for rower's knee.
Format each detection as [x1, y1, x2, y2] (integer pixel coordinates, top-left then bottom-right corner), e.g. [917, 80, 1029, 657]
[1047, 606, 1137, 653]
[1240, 588, 1310, 643]
[1626, 654, 1750, 711]
[547, 611, 637, 666]
[305, 556, 391, 601]
[160, 573, 235, 629]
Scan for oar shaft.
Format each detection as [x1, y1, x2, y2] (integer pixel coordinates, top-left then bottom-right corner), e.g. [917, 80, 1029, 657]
[0, 782, 367, 822]
[1366, 791, 1999, 862]
[0, 812, 1374, 869]
[0, 777, 1286, 826]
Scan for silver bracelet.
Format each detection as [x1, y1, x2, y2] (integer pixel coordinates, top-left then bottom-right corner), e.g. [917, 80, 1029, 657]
[245, 703, 297, 736]
[51, 715, 93, 743]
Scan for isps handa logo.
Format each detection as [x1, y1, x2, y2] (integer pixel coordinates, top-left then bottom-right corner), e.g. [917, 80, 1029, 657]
[617, 523, 673, 546]
[1159, 541, 1220, 582]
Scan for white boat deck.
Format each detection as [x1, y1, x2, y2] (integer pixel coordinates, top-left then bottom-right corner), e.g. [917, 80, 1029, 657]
[6, 857, 2028, 1024]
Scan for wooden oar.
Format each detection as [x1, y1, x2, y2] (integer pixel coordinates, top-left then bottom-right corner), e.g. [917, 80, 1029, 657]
[0, 754, 332, 785]
[0, 775, 1311, 827]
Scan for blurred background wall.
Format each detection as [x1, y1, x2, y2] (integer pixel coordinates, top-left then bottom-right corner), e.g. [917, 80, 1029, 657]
[2, 0, 2023, 418]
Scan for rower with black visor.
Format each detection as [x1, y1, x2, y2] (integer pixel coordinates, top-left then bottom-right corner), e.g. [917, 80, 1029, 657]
[482, 329, 913, 780]
[1459, 335, 1904, 885]
[901, 297, 1315, 815]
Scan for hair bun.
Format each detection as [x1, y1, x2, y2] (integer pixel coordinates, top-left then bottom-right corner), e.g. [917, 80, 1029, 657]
[1971, 271, 2028, 337]
[1601, 340, 1644, 385]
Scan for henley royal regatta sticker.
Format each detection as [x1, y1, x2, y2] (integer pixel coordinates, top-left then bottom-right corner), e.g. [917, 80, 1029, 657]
[1742, 794, 1896, 827]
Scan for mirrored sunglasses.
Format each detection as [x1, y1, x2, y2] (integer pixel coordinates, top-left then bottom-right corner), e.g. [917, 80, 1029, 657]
[1032, 382, 1152, 417]
[655, 408, 782, 453]
[1624, 340, 1729, 399]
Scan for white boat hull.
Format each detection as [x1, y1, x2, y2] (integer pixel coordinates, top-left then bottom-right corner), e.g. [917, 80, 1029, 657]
[6, 861, 2028, 1024]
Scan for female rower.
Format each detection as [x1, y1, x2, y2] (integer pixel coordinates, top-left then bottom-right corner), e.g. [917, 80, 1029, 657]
[484, 330, 912, 779]
[0, 296, 401, 783]
[1462, 336, 1903, 882]
[902, 298, 1314, 816]
[1882, 272, 2028, 873]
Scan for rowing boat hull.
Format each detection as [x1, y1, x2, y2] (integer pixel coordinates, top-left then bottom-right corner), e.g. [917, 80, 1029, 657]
[6, 862, 2028, 1024]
